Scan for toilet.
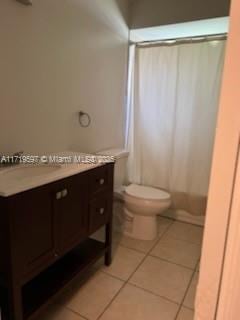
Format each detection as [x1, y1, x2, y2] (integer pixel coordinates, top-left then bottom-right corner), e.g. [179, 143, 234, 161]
[124, 184, 171, 240]
[96, 148, 171, 241]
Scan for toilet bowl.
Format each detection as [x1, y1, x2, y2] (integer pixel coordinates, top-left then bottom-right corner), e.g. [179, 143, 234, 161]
[123, 184, 171, 241]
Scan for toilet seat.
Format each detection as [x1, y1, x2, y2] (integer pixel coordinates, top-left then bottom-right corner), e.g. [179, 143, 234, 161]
[125, 184, 170, 201]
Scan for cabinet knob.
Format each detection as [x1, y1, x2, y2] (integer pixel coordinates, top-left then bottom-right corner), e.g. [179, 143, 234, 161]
[99, 208, 105, 215]
[99, 178, 105, 185]
[54, 253, 59, 258]
[56, 191, 62, 200]
[61, 189, 68, 198]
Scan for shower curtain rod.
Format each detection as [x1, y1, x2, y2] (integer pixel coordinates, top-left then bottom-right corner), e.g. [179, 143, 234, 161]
[133, 33, 227, 48]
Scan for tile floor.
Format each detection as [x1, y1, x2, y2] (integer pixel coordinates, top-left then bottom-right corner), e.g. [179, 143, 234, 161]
[36, 218, 203, 320]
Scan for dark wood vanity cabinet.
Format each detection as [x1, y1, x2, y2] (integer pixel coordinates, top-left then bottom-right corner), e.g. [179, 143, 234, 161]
[8, 184, 56, 282]
[0, 163, 114, 320]
[54, 174, 89, 257]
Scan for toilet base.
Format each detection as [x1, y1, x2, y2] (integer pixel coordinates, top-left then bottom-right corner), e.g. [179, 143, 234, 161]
[123, 208, 158, 241]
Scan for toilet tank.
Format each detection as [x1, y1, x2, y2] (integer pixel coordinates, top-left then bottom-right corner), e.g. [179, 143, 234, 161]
[96, 148, 129, 192]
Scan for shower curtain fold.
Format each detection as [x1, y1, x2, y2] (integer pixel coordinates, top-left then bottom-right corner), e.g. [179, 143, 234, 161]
[126, 40, 226, 216]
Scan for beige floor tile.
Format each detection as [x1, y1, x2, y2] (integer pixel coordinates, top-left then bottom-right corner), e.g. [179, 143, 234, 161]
[177, 307, 194, 320]
[100, 284, 179, 320]
[183, 272, 199, 309]
[113, 232, 159, 254]
[129, 256, 193, 304]
[92, 217, 172, 250]
[150, 237, 201, 269]
[113, 217, 173, 253]
[62, 271, 124, 320]
[35, 304, 85, 320]
[165, 222, 203, 244]
[102, 246, 145, 281]
[158, 217, 174, 236]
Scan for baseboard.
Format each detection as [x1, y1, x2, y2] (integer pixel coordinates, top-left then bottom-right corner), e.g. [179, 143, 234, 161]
[161, 209, 205, 226]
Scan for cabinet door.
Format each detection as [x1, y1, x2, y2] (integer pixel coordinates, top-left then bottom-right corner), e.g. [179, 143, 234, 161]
[54, 174, 88, 255]
[9, 184, 56, 280]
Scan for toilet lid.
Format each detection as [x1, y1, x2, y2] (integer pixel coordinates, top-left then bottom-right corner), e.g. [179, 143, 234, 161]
[125, 184, 170, 200]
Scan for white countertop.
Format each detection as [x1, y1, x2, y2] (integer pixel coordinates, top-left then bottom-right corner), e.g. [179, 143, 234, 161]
[0, 152, 105, 197]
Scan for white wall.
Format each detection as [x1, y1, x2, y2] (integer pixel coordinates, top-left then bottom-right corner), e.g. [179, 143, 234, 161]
[0, 0, 129, 155]
[130, 0, 230, 29]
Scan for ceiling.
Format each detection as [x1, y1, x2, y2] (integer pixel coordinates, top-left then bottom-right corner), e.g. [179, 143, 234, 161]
[130, 17, 229, 42]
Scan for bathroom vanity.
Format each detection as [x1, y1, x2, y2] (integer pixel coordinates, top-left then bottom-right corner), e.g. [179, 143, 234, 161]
[0, 162, 114, 320]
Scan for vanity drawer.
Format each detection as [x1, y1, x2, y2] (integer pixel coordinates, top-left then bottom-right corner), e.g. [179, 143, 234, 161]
[89, 192, 112, 234]
[90, 165, 112, 194]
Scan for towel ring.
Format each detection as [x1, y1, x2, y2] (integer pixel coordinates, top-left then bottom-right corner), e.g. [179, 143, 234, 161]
[79, 111, 91, 128]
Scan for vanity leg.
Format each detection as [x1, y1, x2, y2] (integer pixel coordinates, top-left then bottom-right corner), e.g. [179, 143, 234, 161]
[105, 221, 112, 266]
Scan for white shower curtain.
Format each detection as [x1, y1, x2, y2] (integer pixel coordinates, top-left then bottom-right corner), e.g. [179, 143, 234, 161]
[127, 40, 226, 216]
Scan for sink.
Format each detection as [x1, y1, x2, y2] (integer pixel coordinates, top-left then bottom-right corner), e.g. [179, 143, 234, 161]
[0, 164, 62, 180]
[0, 153, 101, 197]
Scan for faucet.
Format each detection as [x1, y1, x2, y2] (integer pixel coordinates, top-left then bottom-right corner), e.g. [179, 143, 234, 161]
[0, 151, 24, 167]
